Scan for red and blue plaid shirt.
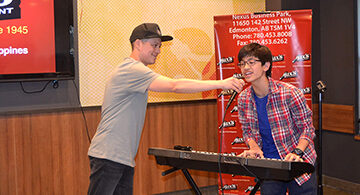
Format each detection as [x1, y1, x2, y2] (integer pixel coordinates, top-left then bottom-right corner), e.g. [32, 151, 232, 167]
[237, 78, 317, 185]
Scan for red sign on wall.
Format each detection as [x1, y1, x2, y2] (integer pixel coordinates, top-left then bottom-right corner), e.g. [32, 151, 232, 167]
[214, 10, 312, 194]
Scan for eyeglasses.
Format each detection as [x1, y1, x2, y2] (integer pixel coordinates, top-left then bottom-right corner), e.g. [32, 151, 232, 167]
[238, 59, 261, 67]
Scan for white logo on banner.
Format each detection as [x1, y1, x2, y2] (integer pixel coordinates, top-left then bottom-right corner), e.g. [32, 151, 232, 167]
[0, 0, 13, 7]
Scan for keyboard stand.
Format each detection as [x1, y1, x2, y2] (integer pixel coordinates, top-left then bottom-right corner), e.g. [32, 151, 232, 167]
[162, 167, 202, 195]
[160, 156, 266, 195]
[250, 179, 262, 195]
[162, 166, 261, 195]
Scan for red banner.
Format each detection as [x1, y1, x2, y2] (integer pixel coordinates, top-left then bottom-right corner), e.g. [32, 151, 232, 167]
[214, 10, 312, 194]
[0, 0, 56, 74]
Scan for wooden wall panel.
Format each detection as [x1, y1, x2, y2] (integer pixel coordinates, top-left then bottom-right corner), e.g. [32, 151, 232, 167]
[0, 101, 357, 195]
[2, 101, 355, 195]
[313, 103, 355, 134]
[0, 101, 219, 195]
[0, 108, 101, 195]
[135, 101, 219, 194]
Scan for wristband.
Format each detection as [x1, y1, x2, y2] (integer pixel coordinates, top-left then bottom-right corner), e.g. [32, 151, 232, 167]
[291, 148, 304, 158]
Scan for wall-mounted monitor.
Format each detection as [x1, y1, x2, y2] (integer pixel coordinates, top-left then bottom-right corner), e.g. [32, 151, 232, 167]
[0, 0, 75, 82]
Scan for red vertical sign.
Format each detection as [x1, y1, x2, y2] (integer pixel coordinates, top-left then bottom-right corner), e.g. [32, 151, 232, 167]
[214, 10, 312, 194]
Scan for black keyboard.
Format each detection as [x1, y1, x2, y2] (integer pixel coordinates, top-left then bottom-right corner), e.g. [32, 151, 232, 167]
[148, 147, 314, 181]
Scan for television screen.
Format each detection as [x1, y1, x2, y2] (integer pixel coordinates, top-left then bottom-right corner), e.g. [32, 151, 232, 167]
[0, 0, 75, 82]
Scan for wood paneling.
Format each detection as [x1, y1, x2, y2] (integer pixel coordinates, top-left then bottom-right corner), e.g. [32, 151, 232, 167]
[1, 101, 356, 195]
[323, 175, 360, 194]
[0, 101, 218, 195]
[0, 108, 101, 195]
[135, 101, 219, 194]
[313, 103, 355, 134]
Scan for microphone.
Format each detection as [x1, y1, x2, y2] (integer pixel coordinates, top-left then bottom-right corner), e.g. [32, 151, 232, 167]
[224, 73, 244, 110]
[316, 80, 327, 93]
[225, 90, 238, 110]
[225, 73, 244, 110]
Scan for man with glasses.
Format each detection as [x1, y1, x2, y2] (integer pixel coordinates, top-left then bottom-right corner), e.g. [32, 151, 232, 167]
[237, 43, 317, 195]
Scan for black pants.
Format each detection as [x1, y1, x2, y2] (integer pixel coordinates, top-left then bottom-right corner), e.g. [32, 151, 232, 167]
[260, 173, 317, 195]
[88, 156, 134, 195]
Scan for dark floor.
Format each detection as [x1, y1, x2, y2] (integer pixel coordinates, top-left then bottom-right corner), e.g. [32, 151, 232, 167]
[154, 185, 359, 195]
[323, 185, 359, 195]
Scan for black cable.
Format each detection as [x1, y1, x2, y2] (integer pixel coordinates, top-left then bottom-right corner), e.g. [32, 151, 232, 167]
[218, 93, 237, 194]
[72, 80, 91, 143]
[234, 158, 261, 194]
[218, 89, 240, 194]
[18, 79, 91, 143]
[20, 80, 52, 94]
[234, 158, 258, 179]
[218, 109, 227, 195]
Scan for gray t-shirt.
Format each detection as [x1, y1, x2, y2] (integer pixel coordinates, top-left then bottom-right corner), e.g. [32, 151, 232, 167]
[88, 57, 160, 167]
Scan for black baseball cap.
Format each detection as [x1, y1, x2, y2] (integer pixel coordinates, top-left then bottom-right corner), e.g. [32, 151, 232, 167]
[130, 23, 173, 43]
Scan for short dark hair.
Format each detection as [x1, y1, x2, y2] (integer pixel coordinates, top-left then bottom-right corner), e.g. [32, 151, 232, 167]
[237, 43, 272, 77]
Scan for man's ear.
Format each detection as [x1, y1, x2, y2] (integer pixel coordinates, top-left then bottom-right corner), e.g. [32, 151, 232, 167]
[133, 39, 142, 50]
[263, 62, 270, 71]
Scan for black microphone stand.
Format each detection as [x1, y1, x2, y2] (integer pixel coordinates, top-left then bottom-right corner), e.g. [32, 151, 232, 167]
[316, 80, 326, 195]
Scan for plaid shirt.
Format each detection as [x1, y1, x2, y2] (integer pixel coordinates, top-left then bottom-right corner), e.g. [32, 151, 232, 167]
[237, 78, 316, 185]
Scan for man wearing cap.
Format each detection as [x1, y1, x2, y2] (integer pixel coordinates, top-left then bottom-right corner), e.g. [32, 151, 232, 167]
[87, 23, 245, 195]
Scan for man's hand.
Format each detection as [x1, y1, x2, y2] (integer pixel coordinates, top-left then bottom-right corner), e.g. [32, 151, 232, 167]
[238, 148, 264, 159]
[284, 153, 304, 162]
[222, 77, 246, 93]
